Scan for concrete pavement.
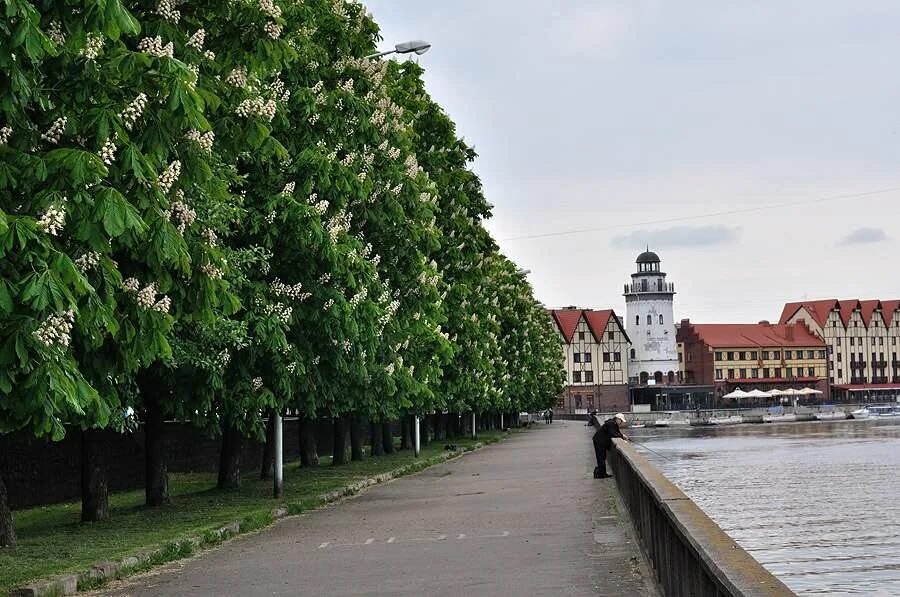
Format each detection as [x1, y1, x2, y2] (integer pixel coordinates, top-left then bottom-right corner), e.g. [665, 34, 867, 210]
[96, 422, 658, 596]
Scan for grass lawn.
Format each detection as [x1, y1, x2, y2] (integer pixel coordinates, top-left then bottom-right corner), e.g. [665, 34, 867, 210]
[0, 430, 510, 593]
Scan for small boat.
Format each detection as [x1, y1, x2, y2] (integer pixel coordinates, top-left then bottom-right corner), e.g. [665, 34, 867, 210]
[815, 407, 847, 421]
[850, 408, 870, 419]
[654, 417, 690, 427]
[708, 415, 743, 426]
[867, 405, 900, 418]
[763, 407, 797, 423]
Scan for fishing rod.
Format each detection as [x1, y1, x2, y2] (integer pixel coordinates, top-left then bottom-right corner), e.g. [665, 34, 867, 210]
[627, 439, 676, 461]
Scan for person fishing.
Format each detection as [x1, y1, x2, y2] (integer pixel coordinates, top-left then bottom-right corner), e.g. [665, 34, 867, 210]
[590, 412, 629, 479]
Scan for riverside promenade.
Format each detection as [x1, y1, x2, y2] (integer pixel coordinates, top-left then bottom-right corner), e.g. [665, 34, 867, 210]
[94, 422, 658, 596]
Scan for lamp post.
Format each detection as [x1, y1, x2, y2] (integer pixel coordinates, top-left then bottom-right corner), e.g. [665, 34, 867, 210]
[366, 40, 431, 59]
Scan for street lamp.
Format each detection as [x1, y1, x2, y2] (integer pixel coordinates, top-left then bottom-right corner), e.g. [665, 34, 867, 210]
[366, 40, 432, 59]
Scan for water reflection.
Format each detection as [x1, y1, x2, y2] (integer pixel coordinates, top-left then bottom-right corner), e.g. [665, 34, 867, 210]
[632, 419, 900, 596]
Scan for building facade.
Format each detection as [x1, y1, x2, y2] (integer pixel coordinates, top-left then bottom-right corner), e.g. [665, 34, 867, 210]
[549, 308, 631, 414]
[624, 250, 679, 385]
[780, 299, 900, 401]
[677, 319, 829, 399]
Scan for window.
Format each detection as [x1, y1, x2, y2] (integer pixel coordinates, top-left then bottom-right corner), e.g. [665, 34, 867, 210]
[659, 314, 664, 325]
[715, 369, 723, 379]
[838, 368, 843, 378]
[608, 331, 615, 341]
[578, 332, 585, 341]
[763, 367, 770, 378]
[603, 352, 610, 363]
[572, 371, 581, 382]
[837, 353, 842, 362]
[574, 395, 582, 409]
[636, 315, 640, 326]
[573, 353, 581, 363]
[807, 367, 815, 377]
[739, 368, 747, 378]
[641, 280, 648, 292]
[773, 351, 782, 360]
[630, 348, 636, 359]
[786, 367, 794, 377]
[584, 371, 594, 383]
[584, 352, 592, 363]
[727, 369, 735, 379]
[762, 350, 769, 359]
[836, 337, 841, 346]
[715, 351, 723, 361]
[806, 350, 814, 360]
[647, 314, 652, 325]
[774, 367, 782, 378]
[614, 352, 621, 362]
[850, 337, 855, 346]
[727, 351, 735, 360]
[785, 350, 792, 359]
[750, 351, 758, 360]
[819, 350, 826, 359]
[739, 351, 746, 360]
[751, 369, 759, 378]
[850, 353, 856, 362]
[879, 337, 884, 345]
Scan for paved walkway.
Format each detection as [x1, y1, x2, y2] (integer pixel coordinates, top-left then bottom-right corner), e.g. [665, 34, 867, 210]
[97, 422, 658, 596]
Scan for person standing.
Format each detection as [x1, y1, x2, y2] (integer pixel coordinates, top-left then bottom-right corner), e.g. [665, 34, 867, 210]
[591, 413, 628, 478]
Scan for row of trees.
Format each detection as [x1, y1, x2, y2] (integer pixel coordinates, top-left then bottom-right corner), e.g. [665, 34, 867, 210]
[0, 0, 565, 547]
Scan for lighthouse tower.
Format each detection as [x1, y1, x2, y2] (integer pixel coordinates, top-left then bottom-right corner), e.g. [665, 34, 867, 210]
[624, 250, 678, 385]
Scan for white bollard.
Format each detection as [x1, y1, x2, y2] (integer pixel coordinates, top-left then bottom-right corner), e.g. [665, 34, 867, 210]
[414, 416, 420, 457]
[274, 412, 283, 498]
[500, 412, 504, 429]
[472, 412, 476, 439]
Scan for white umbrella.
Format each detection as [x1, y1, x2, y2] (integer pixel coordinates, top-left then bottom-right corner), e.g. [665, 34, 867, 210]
[747, 389, 773, 398]
[723, 388, 750, 399]
[779, 388, 799, 396]
[798, 387, 822, 395]
[768, 389, 784, 396]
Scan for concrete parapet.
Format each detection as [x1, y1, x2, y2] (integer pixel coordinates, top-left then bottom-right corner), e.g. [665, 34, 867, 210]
[610, 440, 795, 596]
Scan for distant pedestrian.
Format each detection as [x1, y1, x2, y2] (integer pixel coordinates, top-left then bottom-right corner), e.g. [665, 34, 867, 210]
[548, 409, 553, 424]
[591, 413, 628, 479]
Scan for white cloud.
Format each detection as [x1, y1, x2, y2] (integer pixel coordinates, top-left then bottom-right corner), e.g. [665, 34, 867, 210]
[838, 227, 889, 246]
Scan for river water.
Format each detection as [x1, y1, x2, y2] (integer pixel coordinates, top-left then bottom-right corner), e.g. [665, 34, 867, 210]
[631, 419, 900, 596]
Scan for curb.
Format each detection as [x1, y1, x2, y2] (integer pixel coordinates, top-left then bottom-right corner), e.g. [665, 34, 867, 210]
[9, 439, 496, 596]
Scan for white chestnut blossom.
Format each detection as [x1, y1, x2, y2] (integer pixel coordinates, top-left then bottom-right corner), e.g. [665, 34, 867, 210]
[185, 129, 214, 153]
[251, 377, 264, 391]
[122, 277, 140, 293]
[121, 93, 148, 130]
[158, 160, 181, 195]
[271, 278, 305, 300]
[80, 32, 104, 60]
[216, 349, 231, 367]
[265, 210, 277, 224]
[152, 296, 171, 314]
[33, 310, 76, 348]
[264, 302, 292, 324]
[187, 29, 206, 50]
[99, 136, 116, 165]
[264, 21, 282, 39]
[234, 96, 277, 121]
[136, 283, 158, 309]
[137, 36, 174, 58]
[258, 0, 282, 18]
[74, 251, 101, 273]
[0, 126, 11, 145]
[201, 263, 224, 279]
[225, 66, 247, 88]
[281, 181, 295, 195]
[202, 228, 218, 246]
[41, 117, 67, 144]
[323, 298, 335, 311]
[47, 21, 66, 46]
[312, 355, 321, 365]
[166, 198, 196, 233]
[156, 0, 181, 23]
[313, 200, 329, 215]
[37, 199, 67, 236]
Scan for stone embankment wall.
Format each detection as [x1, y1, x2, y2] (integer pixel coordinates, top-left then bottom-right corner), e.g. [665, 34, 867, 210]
[609, 441, 795, 596]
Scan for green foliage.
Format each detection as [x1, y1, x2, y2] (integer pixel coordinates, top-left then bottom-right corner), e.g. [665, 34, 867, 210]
[0, 0, 564, 447]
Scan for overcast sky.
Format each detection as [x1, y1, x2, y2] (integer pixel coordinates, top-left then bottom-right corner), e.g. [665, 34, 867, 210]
[366, 1, 900, 323]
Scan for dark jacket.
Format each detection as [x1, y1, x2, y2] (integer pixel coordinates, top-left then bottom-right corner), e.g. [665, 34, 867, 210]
[593, 418, 624, 448]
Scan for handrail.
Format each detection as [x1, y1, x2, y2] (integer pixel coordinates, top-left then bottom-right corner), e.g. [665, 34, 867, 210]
[609, 440, 795, 596]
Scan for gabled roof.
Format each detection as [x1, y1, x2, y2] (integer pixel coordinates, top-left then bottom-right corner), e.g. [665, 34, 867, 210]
[883, 300, 900, 326]
[684, 322, 824, 348]
[550, 309, 582, 343]
[859, 300, 883, 327]
[549, 308, 630, 344]
[778, 300, 838, 328]
[839, 300, 860, 327]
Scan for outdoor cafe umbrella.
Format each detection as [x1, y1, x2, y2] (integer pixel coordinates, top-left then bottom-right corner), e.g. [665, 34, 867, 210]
[768, 389, 784, 396]
[746, 389, 773, 398]
[723, 388, 750, 399]
[798, 387, 823, 395]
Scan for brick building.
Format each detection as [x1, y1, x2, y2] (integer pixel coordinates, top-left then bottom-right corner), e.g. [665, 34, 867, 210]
[677, 319, 829, 400]
[549, 308, 631, 414]
[779, 299, 900, 401]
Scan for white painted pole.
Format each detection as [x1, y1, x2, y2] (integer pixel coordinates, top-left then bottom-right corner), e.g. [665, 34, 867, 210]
[273, 412, 283, 498]
[500, 412, 504, 429]
[414, 416, 420, 457]
[471, 412, 476, 439]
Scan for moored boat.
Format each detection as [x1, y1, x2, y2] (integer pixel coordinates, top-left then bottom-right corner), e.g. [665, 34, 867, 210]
[815, 407, 847, 421]
[850, 407, 870, 419]
[867, 405, 900, 418]
[707, 415, 743, 426]
[763, 407, 797, 423]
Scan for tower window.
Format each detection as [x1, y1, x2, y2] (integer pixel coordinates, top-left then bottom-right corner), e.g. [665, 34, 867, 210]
[647, 314, 652, 325]
[659, 314, 664, 325]
[635, 315, 640, 326]
[630, 348, 636, 359]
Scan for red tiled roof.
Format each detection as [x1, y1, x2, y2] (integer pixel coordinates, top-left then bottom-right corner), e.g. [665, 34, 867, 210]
[883, 300, 900, 326]
[687, 323, 824, 348]
[549, 308, 629, 344]
[778, 300, 838, 327]
[839, 299, 860, 327]
[550, 309, 582, 343]
[833, 383, 900, 391]
[859, 300, 882, 327]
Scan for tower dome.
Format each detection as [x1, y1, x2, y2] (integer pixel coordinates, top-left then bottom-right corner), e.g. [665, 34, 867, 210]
[636, 250, 660, 264]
